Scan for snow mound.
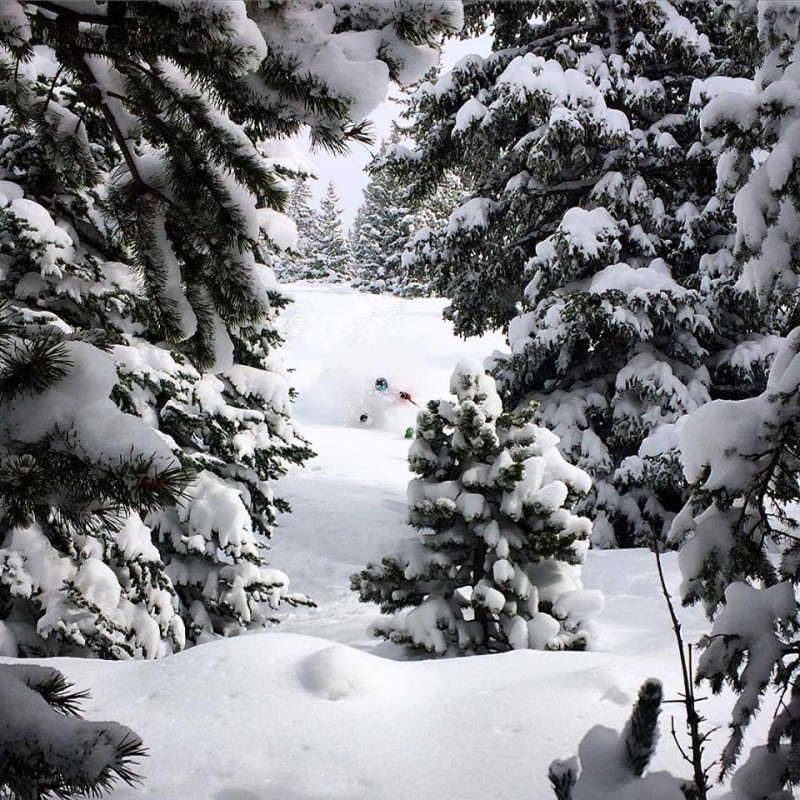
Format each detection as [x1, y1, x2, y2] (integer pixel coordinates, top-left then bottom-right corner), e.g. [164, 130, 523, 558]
[299, 644, 386, 700]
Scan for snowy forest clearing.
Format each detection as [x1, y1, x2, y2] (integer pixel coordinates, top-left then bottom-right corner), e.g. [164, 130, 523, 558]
[10, 285, 770, 800]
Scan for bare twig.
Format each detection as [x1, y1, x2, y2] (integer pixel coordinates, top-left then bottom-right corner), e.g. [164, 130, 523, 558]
[653, 544, 712, 799]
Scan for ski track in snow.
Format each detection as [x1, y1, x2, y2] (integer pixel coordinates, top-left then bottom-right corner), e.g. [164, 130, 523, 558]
[3, 284, 774, 800]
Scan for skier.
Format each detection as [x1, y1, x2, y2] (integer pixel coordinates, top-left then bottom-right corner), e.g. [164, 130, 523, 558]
[376, 378, 418, 406]
[359, 377, 418, 424]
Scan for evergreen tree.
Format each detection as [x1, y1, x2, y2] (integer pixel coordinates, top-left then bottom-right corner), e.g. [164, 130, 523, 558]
[352, 69, 466, 298]
[390, 1, 747, 548]
[0, 0, 460, 656]
[351, 139, 414, 293]
[672, 4, 800, 792]
[273, 178, 319, 282]
[352, 360, 601, 655]
[392, 170, 466, 297]
[352, 151, 465, 296]
[0, 65, 192, 657]
[302, 182, 351, 282]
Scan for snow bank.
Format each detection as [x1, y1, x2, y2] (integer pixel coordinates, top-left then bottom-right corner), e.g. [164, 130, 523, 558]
[4, 627, 717, 800]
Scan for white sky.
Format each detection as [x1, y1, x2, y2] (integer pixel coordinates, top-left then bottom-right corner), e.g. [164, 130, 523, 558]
[303, 33, 492, 230]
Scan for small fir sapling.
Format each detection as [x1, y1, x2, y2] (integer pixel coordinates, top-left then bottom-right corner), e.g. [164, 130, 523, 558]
[0, 664, 147, 800]
[352, 359, 602, 655]
[548, 678, 701, 800]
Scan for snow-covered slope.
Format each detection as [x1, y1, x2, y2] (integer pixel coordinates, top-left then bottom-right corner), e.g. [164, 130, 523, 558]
[2, 285, 770, 798]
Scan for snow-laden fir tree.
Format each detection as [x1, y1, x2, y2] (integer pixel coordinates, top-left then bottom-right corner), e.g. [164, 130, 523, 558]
[398, 168, 464, 295]
[352, 360, 602, 655]
[0, 0, 461, 657]
[351, 138, 414, 293]
[113, 292, 318, 644]
[351, 128, 464, 296]
[0, 72, 315, 651]
[299, 182, 351, 282]
[671, 4, 800, 793]
[0, 664, 146, 800]
[389, 0, 747, 549]
[273, 178, 320, 282]
[0, 64, 193, 657]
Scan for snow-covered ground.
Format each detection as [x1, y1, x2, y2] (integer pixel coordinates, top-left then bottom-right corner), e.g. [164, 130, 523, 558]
[6, 284, 772, 799]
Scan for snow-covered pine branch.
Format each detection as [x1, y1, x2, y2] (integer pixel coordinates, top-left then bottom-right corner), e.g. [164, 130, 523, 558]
[0, 664, 146, 800]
